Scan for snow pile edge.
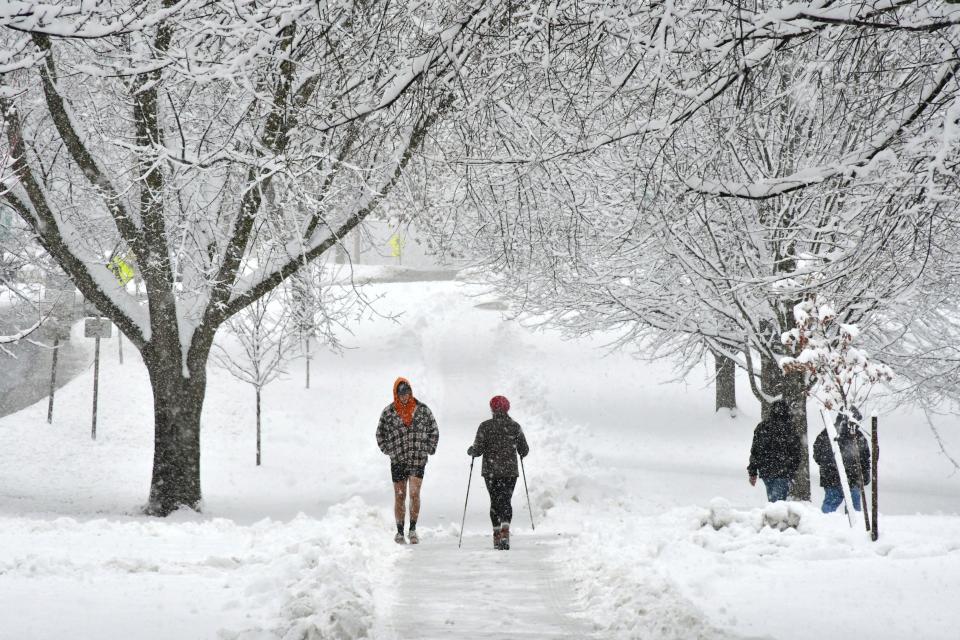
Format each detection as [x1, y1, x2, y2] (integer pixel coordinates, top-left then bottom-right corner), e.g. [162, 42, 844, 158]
[220, 497, 401, 640]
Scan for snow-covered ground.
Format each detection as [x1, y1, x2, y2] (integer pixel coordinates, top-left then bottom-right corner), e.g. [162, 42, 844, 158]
[1, 269, 958, 639]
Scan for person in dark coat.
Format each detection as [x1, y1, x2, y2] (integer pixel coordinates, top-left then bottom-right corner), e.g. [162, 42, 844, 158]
[813, 409, 871, 513]
[747, 399, 803, 502]
[376, 377, 439, 544]
[467, 395, 529, 550]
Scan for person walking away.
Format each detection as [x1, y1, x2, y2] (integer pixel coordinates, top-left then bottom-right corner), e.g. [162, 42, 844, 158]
[467, 395, 529, 550]
[747, 399, 803, 502]
[813, 408, 871, 513]
[376, 377, 439, 544]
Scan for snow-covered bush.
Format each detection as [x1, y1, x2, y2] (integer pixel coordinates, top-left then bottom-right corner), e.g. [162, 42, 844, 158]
[780, 292, 893, 418]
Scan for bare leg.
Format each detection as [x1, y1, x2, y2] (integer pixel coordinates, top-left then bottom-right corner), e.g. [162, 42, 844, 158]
[393, 480, 407, 525]
[408, 476, 423, 524]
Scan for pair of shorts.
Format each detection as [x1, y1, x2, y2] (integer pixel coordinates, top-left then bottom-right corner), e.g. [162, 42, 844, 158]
[391, 462, 426, 483]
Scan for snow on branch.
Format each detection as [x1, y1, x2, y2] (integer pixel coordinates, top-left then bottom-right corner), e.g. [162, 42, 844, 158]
[0, 1, 194, 39]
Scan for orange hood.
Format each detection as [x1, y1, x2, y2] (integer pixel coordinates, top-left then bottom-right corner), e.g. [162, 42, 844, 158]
[393, 377, 417, 427]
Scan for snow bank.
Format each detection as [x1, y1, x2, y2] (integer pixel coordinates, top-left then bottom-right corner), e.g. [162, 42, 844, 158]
[221, 498, 402, 640]
[0, 499, 400, 640]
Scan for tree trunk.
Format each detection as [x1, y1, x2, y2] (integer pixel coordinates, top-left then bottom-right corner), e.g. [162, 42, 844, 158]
[256, 386, 262, 467]
[758, 353, 811, 500]
[144, 360, 206, 516]
[759, 352, 783, 421]
[783, 371, 811, 501]
[713, 350, 737, 413]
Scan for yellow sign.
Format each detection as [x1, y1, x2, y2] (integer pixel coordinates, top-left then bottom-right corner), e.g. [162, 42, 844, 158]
[107, 254, 135, 286]
[388, 234, 404, 258]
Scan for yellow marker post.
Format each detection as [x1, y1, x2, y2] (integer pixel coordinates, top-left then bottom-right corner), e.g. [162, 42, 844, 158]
[106, 255, 135, 286]
[388, 234, 405, 265]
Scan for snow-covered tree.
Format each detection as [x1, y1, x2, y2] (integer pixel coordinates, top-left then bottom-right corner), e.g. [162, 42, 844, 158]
[214, 292, 296, 467]
[0, 1, 507, 515]
[413, 0, 960, 498]
[1, 216, 58, 351]
[781, 292, 894, 416]
[287, 258, 367, 390]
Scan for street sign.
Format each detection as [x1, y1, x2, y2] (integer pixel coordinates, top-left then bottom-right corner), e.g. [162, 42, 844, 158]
[84, 317, 112, 339]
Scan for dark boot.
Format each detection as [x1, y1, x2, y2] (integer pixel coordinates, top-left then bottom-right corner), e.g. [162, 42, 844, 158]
[499, 522, 510, 550]
[493, 527, 502, 550]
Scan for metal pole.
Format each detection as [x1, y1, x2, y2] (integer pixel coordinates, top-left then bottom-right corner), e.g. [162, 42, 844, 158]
[520, 456, 535, 531]
[91, 335, 100, 440]
[458, 457, 475, 549]
[117, 328, 123, 365]
[47, 336, 60, 424]
[305, 335, 311, 389]
[871, 416, 879, 541]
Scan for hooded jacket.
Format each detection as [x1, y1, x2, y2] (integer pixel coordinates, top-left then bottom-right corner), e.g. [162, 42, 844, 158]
[469, 413, 529, 478]
[813, 426, 871, 488]
[748, 404, 803, 481]
[376, 378, 439, 467]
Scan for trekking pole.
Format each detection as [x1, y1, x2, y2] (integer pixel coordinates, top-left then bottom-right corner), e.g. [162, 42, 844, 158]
[458, 457, 475, 549]
[520, 456, 535, 531]
[871, 416, 879, 542]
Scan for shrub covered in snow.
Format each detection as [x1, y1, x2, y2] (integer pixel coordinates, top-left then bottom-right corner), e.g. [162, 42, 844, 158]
[780, 292, 893, 418]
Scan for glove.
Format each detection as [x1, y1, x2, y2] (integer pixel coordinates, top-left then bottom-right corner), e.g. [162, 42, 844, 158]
[467, 446, 476, 457]
[748, 473, 757, 487]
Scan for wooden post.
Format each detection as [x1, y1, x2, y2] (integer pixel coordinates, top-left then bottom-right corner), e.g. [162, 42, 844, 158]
[92, 334, 100, 440]
[47, 336, 60, 424]
[871, 416, 879, 541]
[861, 486, 871, 532]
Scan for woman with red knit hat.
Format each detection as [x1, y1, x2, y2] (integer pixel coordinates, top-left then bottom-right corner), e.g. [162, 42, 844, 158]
[467, 395, 530, 550]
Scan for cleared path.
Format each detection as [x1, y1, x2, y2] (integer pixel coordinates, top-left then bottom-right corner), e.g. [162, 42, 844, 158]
[378, 534, 595, 640]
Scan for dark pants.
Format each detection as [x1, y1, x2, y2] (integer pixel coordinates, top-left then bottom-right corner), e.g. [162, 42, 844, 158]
[484, 476, 517, 528]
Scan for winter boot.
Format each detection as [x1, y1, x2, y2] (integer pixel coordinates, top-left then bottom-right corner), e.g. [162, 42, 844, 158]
[408, 529, 419, 545]
[499, 522, 510, 550]
[493, 527, 502, 550]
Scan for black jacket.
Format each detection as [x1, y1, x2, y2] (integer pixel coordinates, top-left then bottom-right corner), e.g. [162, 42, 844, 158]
[469, 414, 529, 478]
[748, 417, 803, 481]
[813, 428, 871, 488]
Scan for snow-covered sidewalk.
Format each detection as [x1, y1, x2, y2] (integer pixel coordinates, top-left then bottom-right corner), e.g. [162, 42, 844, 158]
[377, 534, 592, 639]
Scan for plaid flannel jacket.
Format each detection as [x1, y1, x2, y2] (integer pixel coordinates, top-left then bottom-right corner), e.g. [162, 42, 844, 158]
[376, 402, 439, 467]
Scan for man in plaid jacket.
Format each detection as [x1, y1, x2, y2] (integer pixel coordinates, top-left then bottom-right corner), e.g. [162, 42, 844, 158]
[376, 377, 439, 544]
